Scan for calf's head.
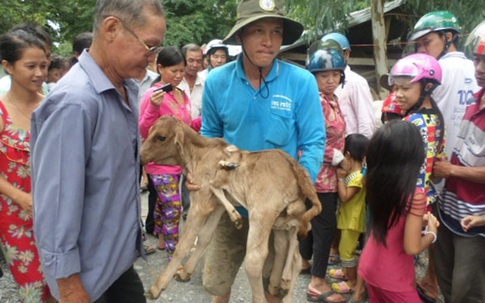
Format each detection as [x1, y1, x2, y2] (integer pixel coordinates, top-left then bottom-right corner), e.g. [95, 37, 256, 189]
[140, 116, 187, 167]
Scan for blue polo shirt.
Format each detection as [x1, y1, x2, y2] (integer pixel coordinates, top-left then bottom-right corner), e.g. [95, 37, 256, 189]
[31, 51, 143, 301]
[201, 55, 325, 183]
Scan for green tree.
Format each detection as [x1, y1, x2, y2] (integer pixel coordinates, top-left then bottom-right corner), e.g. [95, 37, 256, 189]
[0, 0, 57, 37]
[0, 0, 95, 57]
[402, 0, 485, 49]
[284, 0, 367, 42]
[284, 0, 485, 44]
[0, 0, 236, 55]
[162, 0, 237, 47]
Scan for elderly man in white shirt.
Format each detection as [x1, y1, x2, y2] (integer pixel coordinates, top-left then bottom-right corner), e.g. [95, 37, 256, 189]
[179, 43, 204, 119]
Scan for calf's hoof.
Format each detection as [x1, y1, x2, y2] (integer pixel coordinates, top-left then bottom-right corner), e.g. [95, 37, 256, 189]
[267, 284, 280, 297]
[175, 270, 191, 282]
[268, 284, 289, 299]
[145, 286, 162, 300]
[277, 288, 289, 299]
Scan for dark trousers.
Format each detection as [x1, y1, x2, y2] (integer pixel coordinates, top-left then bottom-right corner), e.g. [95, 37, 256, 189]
[299, 192, 338, 278]
[434, 223, 485, 303]
[93, 266, 146, 303]
[145, 176, 157, 235]
[181, 174, 191, 218]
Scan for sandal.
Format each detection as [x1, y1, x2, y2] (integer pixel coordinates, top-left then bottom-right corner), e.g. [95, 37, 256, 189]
[416, 284, 437, 303]
[307, 289, 346, 303]
[144, 245, 156, 255]
[328, 254, 340, 265]
[137, 245, 156, 257]
[328, 268, 348, 280]
[331, 281, 352, 294]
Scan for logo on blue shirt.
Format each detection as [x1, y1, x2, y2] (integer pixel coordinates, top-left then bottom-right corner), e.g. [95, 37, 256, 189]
[271, 94, 293, 111]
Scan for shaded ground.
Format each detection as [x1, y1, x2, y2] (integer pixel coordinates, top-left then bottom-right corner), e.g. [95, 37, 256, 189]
[1, 192, 441, 302]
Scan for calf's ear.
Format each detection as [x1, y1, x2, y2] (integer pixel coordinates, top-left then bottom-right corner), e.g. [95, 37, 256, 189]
[174, 126, 185, 159]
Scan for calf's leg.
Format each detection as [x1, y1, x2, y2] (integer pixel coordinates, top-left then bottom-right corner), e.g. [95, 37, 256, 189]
[210, 186, 243, 229]
[245, 216, 275, 303]
[280, 227, 299, 297]
[147, 191, 215, 299]
[268, 229, 288, 297]
[176, 203, 226, 281]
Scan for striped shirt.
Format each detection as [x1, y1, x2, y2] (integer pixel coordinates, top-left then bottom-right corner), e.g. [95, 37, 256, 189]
[439, 88, 485, 237]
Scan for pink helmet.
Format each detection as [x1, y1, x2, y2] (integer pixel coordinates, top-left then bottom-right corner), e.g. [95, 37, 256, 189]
[389, 53, 442, 86]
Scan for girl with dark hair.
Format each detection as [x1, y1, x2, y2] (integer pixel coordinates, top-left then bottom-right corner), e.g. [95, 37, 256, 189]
[389, 53, 447, 303]
[139, 46, 192, 260]
[358, 120, 440, 302]
[0, 30, 54, 302]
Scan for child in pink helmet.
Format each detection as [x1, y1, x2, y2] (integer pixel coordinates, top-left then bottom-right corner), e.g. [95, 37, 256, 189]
[389, 53, 446, 209]
[359, 53, 446, 303]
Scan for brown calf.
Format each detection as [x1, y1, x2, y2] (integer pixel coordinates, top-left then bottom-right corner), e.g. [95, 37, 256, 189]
[140, 116, 322, 303]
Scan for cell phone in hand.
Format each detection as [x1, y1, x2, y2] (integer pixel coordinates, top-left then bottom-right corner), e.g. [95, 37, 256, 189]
[154, 83, 173, 93]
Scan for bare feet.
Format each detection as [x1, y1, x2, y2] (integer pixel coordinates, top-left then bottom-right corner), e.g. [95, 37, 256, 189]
[157, 234, 165, 250]
[301, 259, 311, 274]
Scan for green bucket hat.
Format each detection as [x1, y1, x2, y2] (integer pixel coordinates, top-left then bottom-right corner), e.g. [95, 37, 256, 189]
[223, 0, 304, 46]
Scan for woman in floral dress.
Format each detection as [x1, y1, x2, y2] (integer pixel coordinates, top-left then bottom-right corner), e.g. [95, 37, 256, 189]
[0, 30, 54, 302]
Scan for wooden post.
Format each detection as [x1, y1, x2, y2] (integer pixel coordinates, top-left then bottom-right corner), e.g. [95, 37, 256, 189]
[371, 0, 389, 99]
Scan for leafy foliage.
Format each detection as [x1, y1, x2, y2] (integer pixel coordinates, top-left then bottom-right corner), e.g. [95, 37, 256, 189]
[0, 0, 52, 35]
[285, 0, 368, 43]
[0, 0, 235, 57]
[1, 0, 482, 56]
[284, 0, 485, 45]
[0, 0, 95, 57]
[162, 0, 237, 47]
[401, 0, 485, 47]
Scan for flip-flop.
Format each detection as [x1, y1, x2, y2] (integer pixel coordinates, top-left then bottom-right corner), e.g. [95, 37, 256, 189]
[157, 245, 165, 251]
[328, 268, 348, 280]
[307, 289, 346, 303]
[144, 245, 156, 255]
[416, 284, 437, 303]
[331, 281, 352, 294]
[328, 254, 340, 265]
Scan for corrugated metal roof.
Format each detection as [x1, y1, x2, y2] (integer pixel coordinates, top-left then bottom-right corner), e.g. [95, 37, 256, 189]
[280, 0, 406, 52]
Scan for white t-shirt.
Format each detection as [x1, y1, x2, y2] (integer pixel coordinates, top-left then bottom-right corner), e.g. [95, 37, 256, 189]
[134, 69, 158, 109]
[335, 65, 376, 138]
[433, 52, 479, 158]
[178, 74, 204, 119]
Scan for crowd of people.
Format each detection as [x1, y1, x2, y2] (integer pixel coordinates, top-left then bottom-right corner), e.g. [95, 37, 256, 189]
[0, 0, 484, 302]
